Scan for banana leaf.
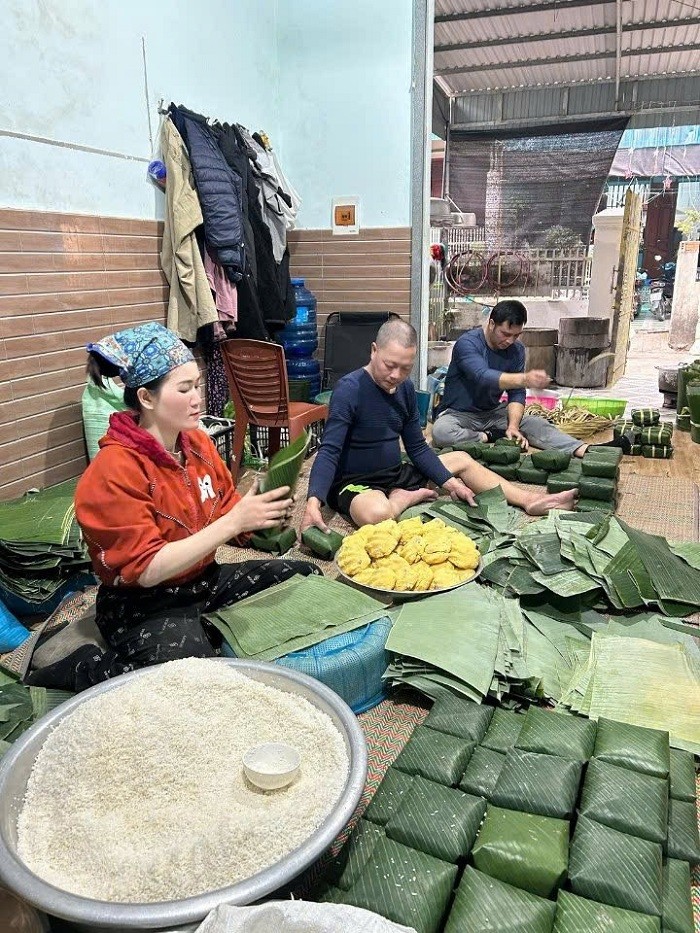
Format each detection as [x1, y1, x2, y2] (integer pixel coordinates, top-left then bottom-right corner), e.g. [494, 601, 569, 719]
[489, 463, 520, 480]
[385, 776, 486, 863]
[530, 568, 601, 598]
[640, 426, 673, 445]
[579, 758, 668, 844]
[593, 716, 670, 779]
[531, 449, 572, 472]
[444, 866, 556, 933]
[661, 858, 694, 933]
[642, 445, 673, 459]
[328, 819, 385, 891]
[392, 725, 475, 787]
[301, 526, 344, 559]
[459, 746, 506, 798]
[546, 472, 581, 493]
[668, 749, 696, 802]
[472, 804, 569, 898]
[581, 457, 618, 479]
[578, 476, 616, 502]
[481, 445, 522, 465]
[424, 695, 494, 742]
[622, 523, 700, 613]
[568, 815, 663, 917]
[451, 440, 486, 458]
[666, 797, 700, 864]
[335, 834, 457, 933]
[481, 708, 525, 753]
[250, 526, 297, 554]
[583, 446, 623, 465]
[491, 748, 583, 819]
[517, 464, 550, 485]
[363, 768, 414, 826]
[602, 540, 656, 609]
[515, 707, 597, 762]
[669, 541, 700, 570]
[258, 430, 310, 494]
[518, 533, 570, 575]
[553, 890, 662, 932]
[632, 408, 661, 427]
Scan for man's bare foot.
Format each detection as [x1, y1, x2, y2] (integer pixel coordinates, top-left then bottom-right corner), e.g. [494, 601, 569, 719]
[525, 489, 577, 516]
[388, 486, 439, 515]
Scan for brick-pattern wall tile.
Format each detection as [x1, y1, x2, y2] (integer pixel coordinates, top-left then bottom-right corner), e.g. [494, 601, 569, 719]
[0, 208, 168, 499]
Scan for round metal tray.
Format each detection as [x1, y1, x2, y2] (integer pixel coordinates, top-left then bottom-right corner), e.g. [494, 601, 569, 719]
[0, 659, 367, 932]
[335, 559, 483, 602]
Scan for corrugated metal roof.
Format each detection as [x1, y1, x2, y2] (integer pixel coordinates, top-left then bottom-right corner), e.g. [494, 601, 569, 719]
[435, 0, 700, 95]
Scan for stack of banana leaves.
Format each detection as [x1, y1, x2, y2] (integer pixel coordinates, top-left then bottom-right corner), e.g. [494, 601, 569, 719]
[389, 492, 700, 753]
[0, 668, 72, 758]
[0, 479, 93, 609]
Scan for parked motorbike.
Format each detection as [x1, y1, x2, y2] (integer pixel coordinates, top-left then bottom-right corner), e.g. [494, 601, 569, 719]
[649, 260, 675, 321]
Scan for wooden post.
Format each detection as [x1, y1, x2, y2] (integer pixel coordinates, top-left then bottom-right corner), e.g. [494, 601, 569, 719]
[668, 241, 700, 351]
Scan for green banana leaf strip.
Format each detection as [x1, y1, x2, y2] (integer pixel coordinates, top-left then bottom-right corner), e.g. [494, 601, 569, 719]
[328, 819, 386, 891]
[602, 540, 656, 609]
[392, 725, 475, 787]
[669, 541, 700, 570]
[335, 834, 457, 933]
[516, 706, 597, 762]
[458, 746, 506, 798]
[593, 716, 671, 779]
[472, 804, 569, 899]
[668, 749, 697, 802]
[554, 890, 662, 932]
[579, 758, 668, 844]
[385, 777, 487, 863]
[424, 695, 493, 743]
[666, 798, 700, 864]
[250, 526, 297, 554]
[258, 430, 310, 495]
[569, 815, 663, 917]
[444, 866, 556, 933]
[518, 533, 571, 575]
[621, 522, 700, 609]
[491, 748, 583, 819]
[363, 768, 415, 826]
[531, 568, 601, 598]
[661, 858, 695, 933]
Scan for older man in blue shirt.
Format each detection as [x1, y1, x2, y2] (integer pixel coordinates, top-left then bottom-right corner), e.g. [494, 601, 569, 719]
[433, 300, 630, 457]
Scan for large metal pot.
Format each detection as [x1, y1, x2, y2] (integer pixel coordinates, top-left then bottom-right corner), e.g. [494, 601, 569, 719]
[0, 660, 367, 932]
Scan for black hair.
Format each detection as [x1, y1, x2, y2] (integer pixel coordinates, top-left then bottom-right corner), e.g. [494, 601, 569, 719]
[86, 352, 166, 412]
[489, 299, 527, 328]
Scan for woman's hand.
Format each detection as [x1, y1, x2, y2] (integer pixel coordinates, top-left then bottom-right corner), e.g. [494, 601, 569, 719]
[226, 480, 293, 535]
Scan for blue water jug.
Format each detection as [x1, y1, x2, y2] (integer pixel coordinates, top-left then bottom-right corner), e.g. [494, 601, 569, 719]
[281, 279, 320, 394]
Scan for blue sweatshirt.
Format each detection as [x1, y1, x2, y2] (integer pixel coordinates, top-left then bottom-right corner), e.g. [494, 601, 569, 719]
[308, 369, 452, 504]
[438, 327, 526, 414]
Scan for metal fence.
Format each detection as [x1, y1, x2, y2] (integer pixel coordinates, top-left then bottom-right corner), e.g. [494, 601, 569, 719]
[429, 227, 592, 336]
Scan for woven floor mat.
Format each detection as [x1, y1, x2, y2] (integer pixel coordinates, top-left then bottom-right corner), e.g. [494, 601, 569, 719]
[617, 473, 700, 542]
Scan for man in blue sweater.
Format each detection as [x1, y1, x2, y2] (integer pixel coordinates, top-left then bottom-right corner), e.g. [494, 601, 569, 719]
[432, 300, 631, 457]
[301, 319, 576, 531]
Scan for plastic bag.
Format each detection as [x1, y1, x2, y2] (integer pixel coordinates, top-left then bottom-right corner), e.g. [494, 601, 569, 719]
[0, 598, 30, 653]
[195, 901, 416, 933]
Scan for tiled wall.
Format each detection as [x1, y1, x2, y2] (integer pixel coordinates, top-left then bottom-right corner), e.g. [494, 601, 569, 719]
[287, 227, 412, 358]
[0, 209, 167, 500]
[0, 216, 410, 500]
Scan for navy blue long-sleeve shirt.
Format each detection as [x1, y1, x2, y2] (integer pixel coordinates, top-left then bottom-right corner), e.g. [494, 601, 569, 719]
[308, 369, 452, 504]
[439, 327, 526, 414]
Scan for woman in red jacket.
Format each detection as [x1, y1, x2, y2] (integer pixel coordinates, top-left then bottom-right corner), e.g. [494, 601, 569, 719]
[29, 322, 319, 692]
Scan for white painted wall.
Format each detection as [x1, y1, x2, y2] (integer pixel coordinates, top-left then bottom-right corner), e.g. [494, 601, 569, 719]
[276, 0, 413, 228]
[0, 0, 281, 219]
[0, 0, 415, 228]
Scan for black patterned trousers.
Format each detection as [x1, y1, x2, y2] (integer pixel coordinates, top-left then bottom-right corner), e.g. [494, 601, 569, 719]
[70, 559, 321, 692]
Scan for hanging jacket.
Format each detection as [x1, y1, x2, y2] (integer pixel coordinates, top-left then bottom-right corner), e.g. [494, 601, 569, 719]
[160, 118, 218, 342]
[219, 123, 294, 332]
[75, 411, 242, 587]
[169, 104, 246, 281]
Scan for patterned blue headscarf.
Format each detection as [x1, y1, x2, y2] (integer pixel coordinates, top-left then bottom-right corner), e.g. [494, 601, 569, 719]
[87, 323, 194, 388]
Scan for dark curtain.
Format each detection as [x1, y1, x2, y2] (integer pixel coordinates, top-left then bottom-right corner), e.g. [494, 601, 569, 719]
[448, 118, 629, 248]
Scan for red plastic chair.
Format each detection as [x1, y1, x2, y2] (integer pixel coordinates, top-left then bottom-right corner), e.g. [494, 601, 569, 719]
[220, 339, 329, 482]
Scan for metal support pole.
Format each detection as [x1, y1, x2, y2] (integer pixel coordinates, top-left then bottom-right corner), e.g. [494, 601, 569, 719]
[410, 0, 435, 389]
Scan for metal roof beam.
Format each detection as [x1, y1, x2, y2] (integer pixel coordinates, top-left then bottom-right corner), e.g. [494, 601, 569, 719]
[435, 41, 700, 76]
[434, 16, 700, 53]
[450, 102, 700, 131]
[614, 0, 623, 104]
[435, 0, 611, 24]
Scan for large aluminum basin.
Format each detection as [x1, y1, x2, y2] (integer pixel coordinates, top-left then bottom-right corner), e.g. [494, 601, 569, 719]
[0, 659, 367, 932]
